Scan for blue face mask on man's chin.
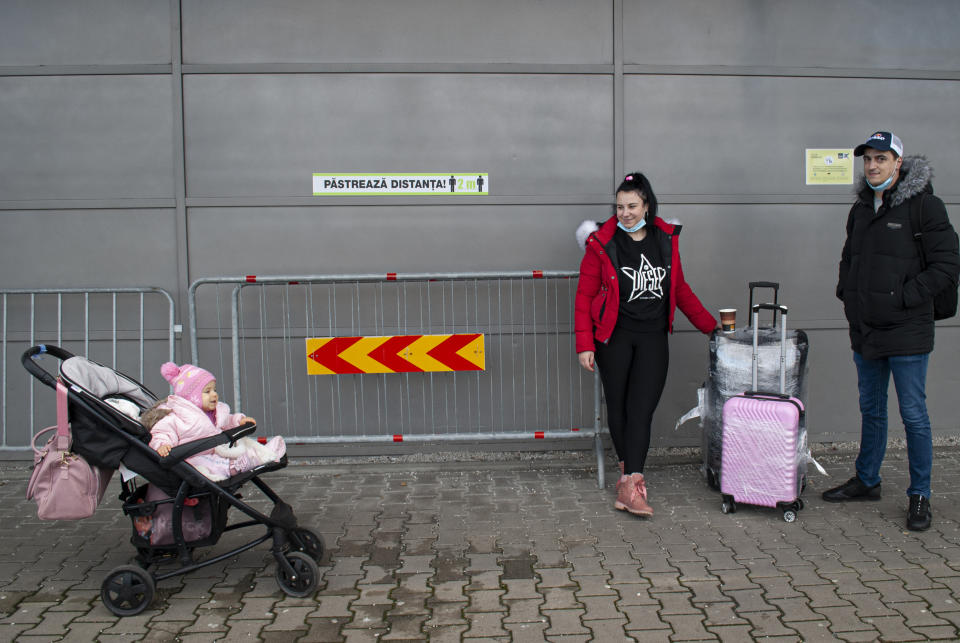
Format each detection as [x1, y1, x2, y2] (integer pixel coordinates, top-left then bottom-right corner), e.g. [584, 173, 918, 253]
[868, 172, 895, 192]
[617, 218, 646, 233]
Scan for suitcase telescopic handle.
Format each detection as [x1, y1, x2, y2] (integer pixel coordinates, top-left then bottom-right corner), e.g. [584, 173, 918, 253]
[752, 303, 788, 315]
[751, 304, 789, 394]
[748, 281, 780, 328]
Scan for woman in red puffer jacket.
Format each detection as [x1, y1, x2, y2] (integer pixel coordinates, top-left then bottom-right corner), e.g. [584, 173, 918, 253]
[575, 172, 717, 518]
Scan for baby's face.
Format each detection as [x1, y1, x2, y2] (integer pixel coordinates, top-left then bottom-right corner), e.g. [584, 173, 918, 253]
[201, 381, 218, 411]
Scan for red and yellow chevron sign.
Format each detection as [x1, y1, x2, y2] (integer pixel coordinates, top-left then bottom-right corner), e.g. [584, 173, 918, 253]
[306, 334, 485, 375]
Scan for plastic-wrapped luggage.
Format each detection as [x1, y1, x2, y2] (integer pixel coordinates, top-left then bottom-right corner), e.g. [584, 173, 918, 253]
[674, 283, 818, 490]
[698, 283, 810, 489]
[719, 304, 806, 521]
[702, 333, 809, 488]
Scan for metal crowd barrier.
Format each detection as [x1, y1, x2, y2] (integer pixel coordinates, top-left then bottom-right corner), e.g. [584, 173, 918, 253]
[0, 287, 177, 453]
[189, 272, 606, 486]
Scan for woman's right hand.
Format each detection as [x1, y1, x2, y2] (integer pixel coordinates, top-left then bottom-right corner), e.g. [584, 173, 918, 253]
[578, 351, 595, 372]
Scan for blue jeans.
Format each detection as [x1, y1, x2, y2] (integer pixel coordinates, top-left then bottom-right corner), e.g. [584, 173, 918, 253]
[853, 351, 932, 498]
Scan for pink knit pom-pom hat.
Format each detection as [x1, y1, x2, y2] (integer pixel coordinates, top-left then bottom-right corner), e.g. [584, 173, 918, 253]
[161, 362, 215, 409]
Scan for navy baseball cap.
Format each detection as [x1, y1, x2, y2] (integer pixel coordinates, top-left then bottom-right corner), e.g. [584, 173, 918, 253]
[854, 131, 903, 157]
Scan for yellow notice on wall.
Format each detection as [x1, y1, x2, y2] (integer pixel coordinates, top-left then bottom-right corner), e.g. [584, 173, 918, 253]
[805, 149, 854, 185]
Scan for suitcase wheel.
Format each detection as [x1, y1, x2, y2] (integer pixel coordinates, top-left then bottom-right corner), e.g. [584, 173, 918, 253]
[720, 495, 736, 514]
[779, 499, 803, 523]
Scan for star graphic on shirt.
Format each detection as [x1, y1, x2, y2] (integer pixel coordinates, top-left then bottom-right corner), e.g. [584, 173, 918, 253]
[621, 255, 666, 302]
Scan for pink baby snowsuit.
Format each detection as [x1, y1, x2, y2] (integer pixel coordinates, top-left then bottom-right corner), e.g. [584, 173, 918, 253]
[148, 395, 284, 480]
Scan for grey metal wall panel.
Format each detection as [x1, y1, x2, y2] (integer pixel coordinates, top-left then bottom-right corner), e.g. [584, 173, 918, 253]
[1, 1, 958, 453]
[624, 75, 960, 198]
[0, 209, 179, 289]
[185, 205, 609, 276]
[183, 74, 613, 197]
[182, 0, 612, 64]
[624, 0, 960, 70]
[663, 204, 958, 440]
[0, 0, 171, 65]
[660, 322, 958, 447]
[927, 328, 960, 435]
[0, 76, 175, 200]
[657, 204, 853, 325]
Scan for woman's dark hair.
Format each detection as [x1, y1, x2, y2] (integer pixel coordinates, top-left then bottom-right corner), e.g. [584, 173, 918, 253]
[616, 172, 658, 220]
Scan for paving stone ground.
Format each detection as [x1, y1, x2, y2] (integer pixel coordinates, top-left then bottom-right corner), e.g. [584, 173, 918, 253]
[1, 446, 959, 642]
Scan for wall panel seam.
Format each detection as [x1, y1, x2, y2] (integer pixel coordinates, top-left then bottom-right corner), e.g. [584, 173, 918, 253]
[0, 65, 172, 77]
[623, 65, 960, 81]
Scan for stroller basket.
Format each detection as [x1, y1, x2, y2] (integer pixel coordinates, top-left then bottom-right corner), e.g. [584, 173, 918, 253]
[125, 484, 225, 549]
[22, 344, 326, 616]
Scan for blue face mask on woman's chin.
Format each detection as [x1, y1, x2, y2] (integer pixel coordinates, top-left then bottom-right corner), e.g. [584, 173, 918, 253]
[617, 218, 646, 233]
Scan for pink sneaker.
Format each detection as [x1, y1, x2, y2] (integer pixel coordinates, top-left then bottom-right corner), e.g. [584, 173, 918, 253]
[615, 461, 625, 492]
[614, 473, 653, 517]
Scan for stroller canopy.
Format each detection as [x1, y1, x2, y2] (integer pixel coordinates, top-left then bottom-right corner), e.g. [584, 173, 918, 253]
[61, 357, 156, 409]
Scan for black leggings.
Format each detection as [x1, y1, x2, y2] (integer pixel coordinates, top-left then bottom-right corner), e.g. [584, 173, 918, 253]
[595, 327, 669, 475]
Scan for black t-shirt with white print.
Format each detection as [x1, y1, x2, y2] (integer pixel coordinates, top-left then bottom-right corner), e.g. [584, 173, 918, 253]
[613, 227, 668, 332]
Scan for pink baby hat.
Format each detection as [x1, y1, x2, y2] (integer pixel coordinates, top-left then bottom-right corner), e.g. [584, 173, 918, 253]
[161, 362, 215, 409]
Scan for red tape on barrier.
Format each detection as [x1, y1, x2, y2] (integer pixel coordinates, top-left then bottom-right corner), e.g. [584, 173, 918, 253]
[534, 431, 545, 439]
[393, 434, 403, 442]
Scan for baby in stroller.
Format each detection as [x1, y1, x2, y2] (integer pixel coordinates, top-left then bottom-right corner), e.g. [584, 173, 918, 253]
[143, 362, 286, 481]
[22, 345, 323, 617]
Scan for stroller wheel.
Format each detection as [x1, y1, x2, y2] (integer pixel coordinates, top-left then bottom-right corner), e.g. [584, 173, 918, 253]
[276, 551, 320, 598]
[291, 528, 325, 562]
[101, 565, 156, 616]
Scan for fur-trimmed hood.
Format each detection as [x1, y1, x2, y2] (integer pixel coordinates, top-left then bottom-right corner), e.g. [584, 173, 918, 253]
[855, 154, 933, 208]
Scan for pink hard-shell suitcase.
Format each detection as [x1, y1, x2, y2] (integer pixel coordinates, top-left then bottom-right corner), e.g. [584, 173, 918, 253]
[720, 303, 806, 521]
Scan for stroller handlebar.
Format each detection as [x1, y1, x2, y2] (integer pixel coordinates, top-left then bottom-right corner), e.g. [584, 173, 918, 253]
[21, 344, 76, 388]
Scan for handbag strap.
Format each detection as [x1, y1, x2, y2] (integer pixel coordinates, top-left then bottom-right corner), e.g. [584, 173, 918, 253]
[56, 379, 71, 451]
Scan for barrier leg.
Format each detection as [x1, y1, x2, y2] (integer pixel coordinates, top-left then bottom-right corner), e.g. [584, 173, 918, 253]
[594, 370, 604, 489]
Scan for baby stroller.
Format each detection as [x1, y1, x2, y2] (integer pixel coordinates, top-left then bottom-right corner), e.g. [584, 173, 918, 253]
[22, 345, 324, 616]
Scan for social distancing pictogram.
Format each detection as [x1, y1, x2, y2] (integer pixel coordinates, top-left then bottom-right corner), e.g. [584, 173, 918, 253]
[306, 334, 485, 375]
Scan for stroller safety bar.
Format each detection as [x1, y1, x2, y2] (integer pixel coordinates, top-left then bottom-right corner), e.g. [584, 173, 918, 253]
[162, 422, 258, 469]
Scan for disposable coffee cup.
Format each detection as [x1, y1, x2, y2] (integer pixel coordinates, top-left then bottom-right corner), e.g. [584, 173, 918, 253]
[719, 309, 736, 332]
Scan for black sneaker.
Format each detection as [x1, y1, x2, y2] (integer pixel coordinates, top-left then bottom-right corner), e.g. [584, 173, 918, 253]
[822, 476, 882, 502]
[907, 495, 932, 531]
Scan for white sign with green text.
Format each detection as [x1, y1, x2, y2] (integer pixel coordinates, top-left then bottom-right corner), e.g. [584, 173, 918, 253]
[313, 173, 489, 196]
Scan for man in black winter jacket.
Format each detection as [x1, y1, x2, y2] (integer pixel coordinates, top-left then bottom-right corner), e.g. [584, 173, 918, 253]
[823, 131, 959, 532]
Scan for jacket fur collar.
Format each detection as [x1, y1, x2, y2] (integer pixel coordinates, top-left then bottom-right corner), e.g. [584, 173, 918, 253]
[855, 154, 933, 209]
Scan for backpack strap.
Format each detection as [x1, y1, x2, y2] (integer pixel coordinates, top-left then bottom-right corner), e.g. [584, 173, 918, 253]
[909, 193, 929, 269]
